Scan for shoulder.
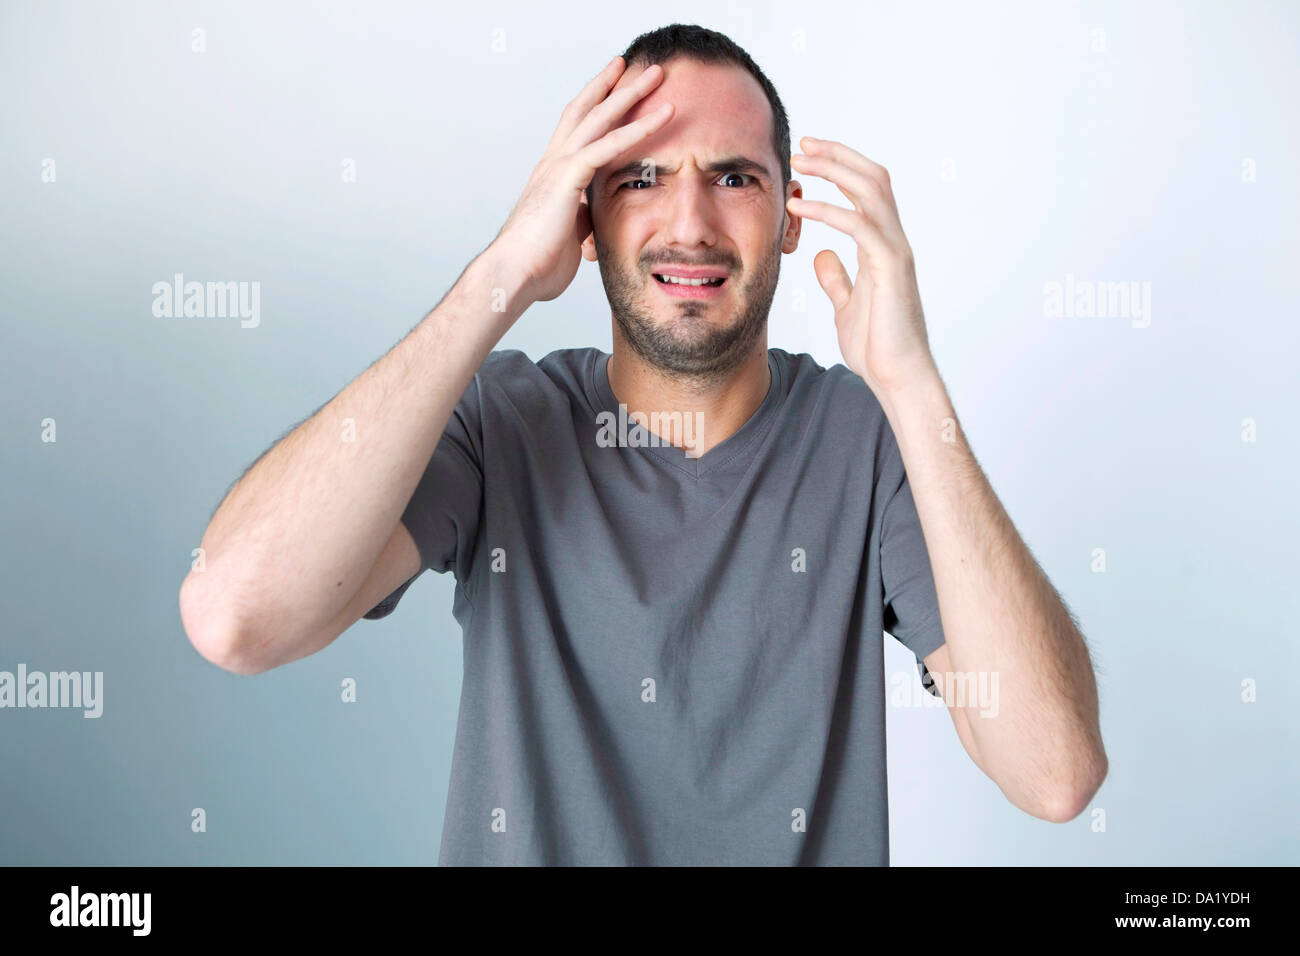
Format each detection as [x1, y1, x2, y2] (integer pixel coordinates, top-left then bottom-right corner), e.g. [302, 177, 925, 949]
[466, 347, 599, 422]
[472, 347, 596, 390]
[769, 347, 898, 471]
[770, 347, 887, 420]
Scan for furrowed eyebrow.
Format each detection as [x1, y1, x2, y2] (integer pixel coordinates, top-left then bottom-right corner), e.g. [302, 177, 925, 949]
[604, 155, 772, 187]
[700, 156, 772, 180]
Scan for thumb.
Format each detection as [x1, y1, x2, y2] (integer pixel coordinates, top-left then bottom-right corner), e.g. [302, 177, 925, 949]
[813, 249, 853, 313]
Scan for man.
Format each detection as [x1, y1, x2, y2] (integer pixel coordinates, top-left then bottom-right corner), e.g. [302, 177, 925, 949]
[180, 24, 1107, 865]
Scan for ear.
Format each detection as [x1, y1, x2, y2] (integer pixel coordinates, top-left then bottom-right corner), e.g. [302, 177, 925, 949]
[782, 179, 803, 254]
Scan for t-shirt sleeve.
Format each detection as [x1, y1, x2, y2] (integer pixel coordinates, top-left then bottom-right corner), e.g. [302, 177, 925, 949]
[879, 440, 947, 697]
[362, 375, 485, 620]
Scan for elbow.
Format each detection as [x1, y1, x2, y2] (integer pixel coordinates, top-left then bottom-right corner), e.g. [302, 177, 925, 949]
[1035, 749, 1109, 824]
[179, 572, 266, 676]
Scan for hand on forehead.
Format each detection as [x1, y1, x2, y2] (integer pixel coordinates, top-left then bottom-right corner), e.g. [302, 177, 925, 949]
[611, 58, 767, 143]
[611, 59, 669, 122]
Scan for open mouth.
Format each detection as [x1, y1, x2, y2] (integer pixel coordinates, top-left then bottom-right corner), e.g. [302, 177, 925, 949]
[652, 274, 727, 287]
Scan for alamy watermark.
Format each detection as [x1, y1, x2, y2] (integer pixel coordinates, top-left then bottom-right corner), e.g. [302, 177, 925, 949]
[890, 668, 1000, 717]
[1043, 274, 1151, 328]
[50, 886, 150, 935]
[596, 404, 705, 459]
[0, 664, 103, 718]
[152, 273, 260, 328]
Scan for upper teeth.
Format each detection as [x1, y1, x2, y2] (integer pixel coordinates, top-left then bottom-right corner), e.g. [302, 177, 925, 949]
[658, 274, 722, 286]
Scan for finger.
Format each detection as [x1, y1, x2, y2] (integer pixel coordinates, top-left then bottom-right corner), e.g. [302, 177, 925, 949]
[567, 102, 675, 190]
[813, 249, 853, 313]
[562, 63, 666, 155]
[548, 56, 627, 153]
[791, 153, 906, 246]
[787, 196, 897, 272]
[799, 137, 892, 193]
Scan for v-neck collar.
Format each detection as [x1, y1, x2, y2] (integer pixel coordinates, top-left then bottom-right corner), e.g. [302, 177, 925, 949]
[588, 348, 784, 479]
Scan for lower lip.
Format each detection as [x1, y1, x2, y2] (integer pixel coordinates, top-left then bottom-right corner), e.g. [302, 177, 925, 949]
[652, 275, 728, 299]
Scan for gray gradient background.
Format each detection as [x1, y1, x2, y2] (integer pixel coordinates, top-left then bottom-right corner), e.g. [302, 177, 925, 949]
[1, 0, 1296, 865]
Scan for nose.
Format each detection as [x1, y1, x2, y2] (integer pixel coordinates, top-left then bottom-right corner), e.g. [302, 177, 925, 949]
[659, 174, 718, 250]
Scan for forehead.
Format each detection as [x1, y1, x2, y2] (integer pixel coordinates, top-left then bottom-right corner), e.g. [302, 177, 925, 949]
[602, 57, 774, 176]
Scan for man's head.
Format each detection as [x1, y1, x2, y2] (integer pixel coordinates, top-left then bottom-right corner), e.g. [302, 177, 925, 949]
[581, 24, 802, 382]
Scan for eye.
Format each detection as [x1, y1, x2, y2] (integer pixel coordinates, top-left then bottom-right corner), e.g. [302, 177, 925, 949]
[617, 171, 756, 191]
[718, 171, 754, 188]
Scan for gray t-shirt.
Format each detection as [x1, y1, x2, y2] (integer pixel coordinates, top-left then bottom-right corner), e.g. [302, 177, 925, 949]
[365, 346, 947, 865]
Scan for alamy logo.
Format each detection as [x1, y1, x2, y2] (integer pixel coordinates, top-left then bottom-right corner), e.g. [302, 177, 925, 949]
[0, 664, 102, 717]
[50, 886, 151, 936]
[890, 668, 1000, 717]
[1043, 274, 1151, 327]
[596, 404, 705, 459]
[152, 273, 261, 328]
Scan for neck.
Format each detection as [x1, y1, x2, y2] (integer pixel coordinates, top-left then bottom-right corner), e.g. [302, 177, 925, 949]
[605, 336, 772, 458]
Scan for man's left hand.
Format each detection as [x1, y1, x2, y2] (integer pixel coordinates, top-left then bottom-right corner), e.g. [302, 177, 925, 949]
[788, 137, 938, 398]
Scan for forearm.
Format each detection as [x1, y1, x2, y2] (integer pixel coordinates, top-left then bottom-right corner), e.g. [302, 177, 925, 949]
[878, 366, 1107, 817]
[181, 247, 532, 658]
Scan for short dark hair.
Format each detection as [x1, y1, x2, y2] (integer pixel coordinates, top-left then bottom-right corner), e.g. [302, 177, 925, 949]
[586, 23, 791, 207]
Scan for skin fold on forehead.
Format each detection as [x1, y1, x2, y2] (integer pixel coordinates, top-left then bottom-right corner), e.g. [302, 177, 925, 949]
[598, 57, 778, 198]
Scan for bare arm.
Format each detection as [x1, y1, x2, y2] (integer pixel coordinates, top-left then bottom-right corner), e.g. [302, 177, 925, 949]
[179, 250, 528, 675]
[785, 139, 1106, 822]
[889, 374, 1107, 824]
[179, 54, 676, 675]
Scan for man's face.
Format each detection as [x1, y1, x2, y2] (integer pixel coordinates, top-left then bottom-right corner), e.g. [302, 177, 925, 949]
[584, 57, 801, 379]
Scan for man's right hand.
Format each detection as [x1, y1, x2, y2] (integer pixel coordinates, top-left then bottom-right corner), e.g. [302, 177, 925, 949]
[490, 56, 675, 304]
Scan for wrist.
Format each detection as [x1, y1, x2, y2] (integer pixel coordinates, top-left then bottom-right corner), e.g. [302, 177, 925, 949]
[418, 249, 532, 358]
[876, 362, 951, 442]
[469, 243, 537, 322]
